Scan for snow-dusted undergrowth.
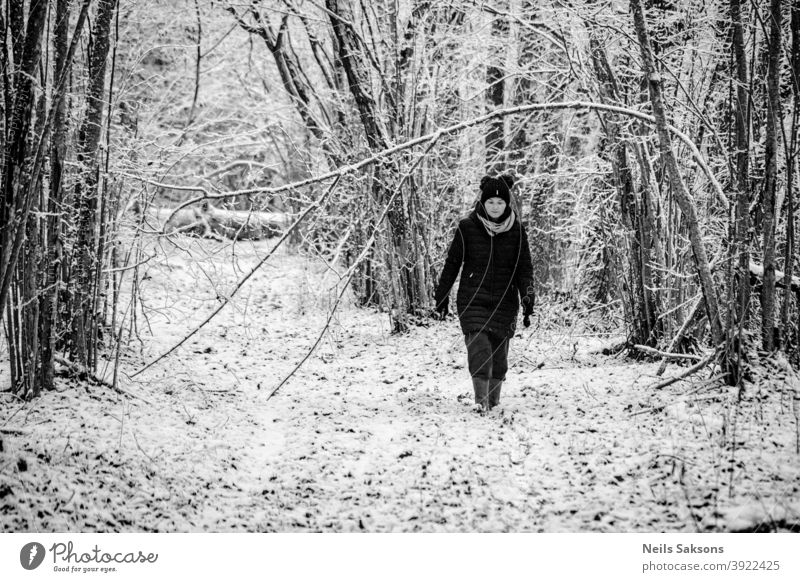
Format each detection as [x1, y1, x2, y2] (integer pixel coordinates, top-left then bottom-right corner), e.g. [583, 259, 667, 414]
[2, 237, 799, 532]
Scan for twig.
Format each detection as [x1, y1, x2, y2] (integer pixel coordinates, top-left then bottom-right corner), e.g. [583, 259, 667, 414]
[132, 430, 157, 463]
[0, 427, 28, 435]
[266, 272, 354, 401]
[103, 253, 156, 274]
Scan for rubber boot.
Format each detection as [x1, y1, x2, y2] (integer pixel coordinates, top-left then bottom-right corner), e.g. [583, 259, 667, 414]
[488, 378, 503, 409]
[471, 376, 489, 413]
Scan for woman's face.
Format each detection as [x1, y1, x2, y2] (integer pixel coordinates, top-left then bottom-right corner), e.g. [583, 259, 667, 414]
[484, 197, 507, 219]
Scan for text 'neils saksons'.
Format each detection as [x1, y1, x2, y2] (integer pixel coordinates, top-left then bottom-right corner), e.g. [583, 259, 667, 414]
[643, 544, 724, 554]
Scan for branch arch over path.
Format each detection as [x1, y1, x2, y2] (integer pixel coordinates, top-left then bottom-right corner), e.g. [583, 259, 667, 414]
[122, 100, 728, 378]
[118, 100, 729, 219]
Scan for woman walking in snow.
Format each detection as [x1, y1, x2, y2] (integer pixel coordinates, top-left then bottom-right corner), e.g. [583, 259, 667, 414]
[434, 175, 535, 413]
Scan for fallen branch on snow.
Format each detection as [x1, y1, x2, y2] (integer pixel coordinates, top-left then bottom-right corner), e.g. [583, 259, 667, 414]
[648, 351, 717, 391]
[749, 260, 800, 291]
[632, 344, 703, 361]
[656, 297, 704, 376]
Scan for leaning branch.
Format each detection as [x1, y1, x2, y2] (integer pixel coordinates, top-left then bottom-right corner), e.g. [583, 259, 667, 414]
[649, 351, 717, 391]
[114, 100, 730, 217]
[656, 297, 704, 376]
[129, 176, 342, 378]
[267, 136, 440, 400]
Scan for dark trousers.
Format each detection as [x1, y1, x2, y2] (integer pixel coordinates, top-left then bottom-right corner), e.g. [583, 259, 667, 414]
[465, 330, 510, 380]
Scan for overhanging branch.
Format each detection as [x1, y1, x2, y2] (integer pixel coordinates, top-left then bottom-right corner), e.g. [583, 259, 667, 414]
[114, 100, 730, 220]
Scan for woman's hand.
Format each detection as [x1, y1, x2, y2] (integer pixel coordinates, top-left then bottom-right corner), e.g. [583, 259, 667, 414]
[521, 292, 534, 328]
[435, 297, 449, 320]
[521, 293, 535, 316]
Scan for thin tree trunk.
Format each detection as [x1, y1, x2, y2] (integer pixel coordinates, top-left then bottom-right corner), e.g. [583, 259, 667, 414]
[761, 0, 782, 351]
[0, 0, 48, 329]
[72, 0, 118, 368]
[187, 0, 202, 130]
[780, 1, 799, 350]
[1, 0, 48, 398]
[723, 0, 753, 384]
[486, 4, 507, 173]
[325, 0, 417, 330]
[629, 0, 724, 347]
[588, 29, 652, 345]
[40, 0, 72, 394]
[630, 141, 665, 342]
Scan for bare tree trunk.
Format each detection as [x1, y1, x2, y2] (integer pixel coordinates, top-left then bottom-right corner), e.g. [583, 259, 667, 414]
[187, 0, 202, 130]
[485, 4, 507, 173]
[782, 1, 800, 353]
[760, 0, 782, 351]
[0, 0, 48, 329]
[629, 0, 724, 346]
[39, 0, 73, 394]
[589, 32, 645, 343]
[630, 141, 665, 343]
[326, 0, 418, 331]
[0, 5, 9, 135]
[72, 0, 118, 368]
[0, 0, 48, 399]
[510, 0, 565, 292]
[17, 94, 46, 398]
[722, 0, 754, 384]
[397, 1, 466, 316]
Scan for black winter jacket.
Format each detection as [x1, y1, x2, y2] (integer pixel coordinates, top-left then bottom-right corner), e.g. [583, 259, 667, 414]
[434, 205, 535, 338]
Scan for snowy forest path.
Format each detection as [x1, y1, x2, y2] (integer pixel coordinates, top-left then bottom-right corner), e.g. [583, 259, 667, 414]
[2, 238, 798, 532]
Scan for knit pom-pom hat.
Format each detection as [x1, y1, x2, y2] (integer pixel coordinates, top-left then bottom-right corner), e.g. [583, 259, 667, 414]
[479, 174, 514, 205]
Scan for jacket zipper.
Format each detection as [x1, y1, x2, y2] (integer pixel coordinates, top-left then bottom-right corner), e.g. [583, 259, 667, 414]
[489, 235, 494, 302]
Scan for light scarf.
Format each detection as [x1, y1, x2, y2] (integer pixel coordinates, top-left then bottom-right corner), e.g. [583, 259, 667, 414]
[478, 209, 515, 237]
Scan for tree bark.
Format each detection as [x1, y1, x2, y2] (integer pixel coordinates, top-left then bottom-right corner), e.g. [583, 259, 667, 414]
[760, 0, 782, 351]
[72, 0, 118, 368]
[0, 0, 48, 329]
[722, 0, 753, 384]
[39, 0, 73, 394]
[780, 0, 799, 351]
[0, 0, 48, 398]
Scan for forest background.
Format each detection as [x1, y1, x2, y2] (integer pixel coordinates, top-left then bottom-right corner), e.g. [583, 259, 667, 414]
[1, 0, 800, 532]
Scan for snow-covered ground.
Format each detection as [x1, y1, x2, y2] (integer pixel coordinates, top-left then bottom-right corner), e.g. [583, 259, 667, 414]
[2, 237, 799, 532]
